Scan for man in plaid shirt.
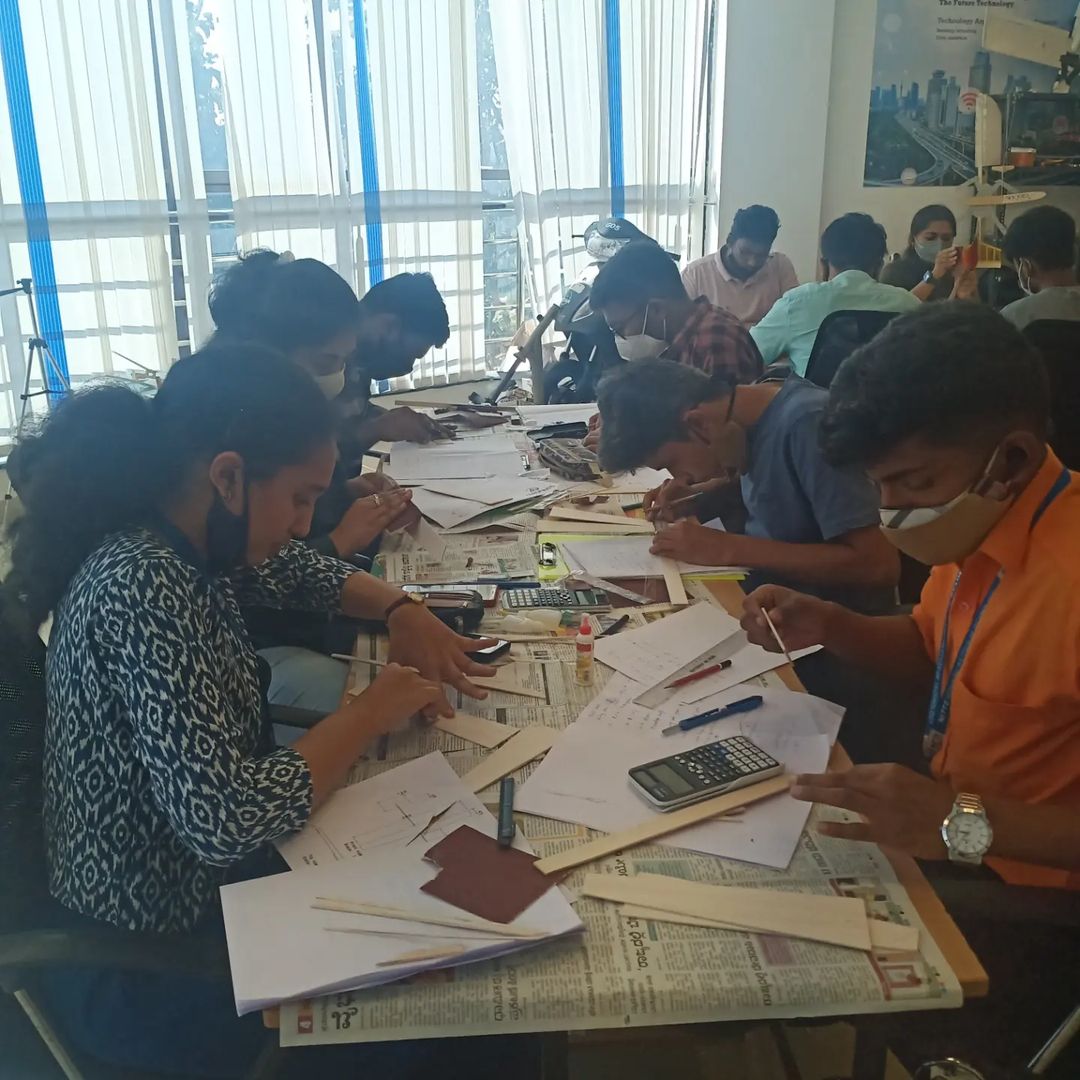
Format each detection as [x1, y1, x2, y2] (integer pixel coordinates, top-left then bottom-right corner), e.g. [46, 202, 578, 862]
[590, 240, 764, 382]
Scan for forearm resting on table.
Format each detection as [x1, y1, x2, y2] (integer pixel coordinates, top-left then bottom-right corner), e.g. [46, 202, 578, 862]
[733, 528, 899, 589]
[984, 798, 1080, 872]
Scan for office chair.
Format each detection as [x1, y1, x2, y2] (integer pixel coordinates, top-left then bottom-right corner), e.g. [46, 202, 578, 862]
[1021, 320, 1080, 470]
[0, 606, 274, 1080]
[803, 309, 900, 389]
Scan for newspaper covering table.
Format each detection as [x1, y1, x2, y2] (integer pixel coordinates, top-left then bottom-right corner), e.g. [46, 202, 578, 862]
[276, 618, 961, 1046]
[278, 803, 959, 1045]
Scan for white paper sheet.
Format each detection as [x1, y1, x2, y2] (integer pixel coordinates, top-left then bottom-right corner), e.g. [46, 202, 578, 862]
[673, 637, 822, 704]
[224, 754, 583, 1014]
[390, 436, 525, 481]
[515, 403, 598, 426]
[565, 467, 673, 496]
[516, 678, 841, 869]
[410, 487, 498, 529]
[384, 516, 447, 560]
[561, 535, 746, 578]
[629, 629, 822, 709]
[275, 752, 488, 870]
[420, 477, 554, 506]
[593, 602, 744, 685]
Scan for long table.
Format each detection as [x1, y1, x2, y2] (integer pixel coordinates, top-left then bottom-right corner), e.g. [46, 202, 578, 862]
[263, 575, 986, 1048]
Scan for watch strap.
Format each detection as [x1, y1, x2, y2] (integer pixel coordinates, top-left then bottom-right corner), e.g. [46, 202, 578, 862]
[384, 593, 423, 622]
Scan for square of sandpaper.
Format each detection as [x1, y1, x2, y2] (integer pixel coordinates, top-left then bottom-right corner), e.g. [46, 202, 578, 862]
[421, 825, 556, 923]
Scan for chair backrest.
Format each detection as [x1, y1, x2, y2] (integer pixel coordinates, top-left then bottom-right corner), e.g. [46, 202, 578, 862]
[0, 605, 51, 932]
[1021, 319, 1080, 471]
[804, 309, 901, 388]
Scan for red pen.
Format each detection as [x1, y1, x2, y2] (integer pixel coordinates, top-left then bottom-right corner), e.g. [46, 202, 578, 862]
[664, 659, 732, 690]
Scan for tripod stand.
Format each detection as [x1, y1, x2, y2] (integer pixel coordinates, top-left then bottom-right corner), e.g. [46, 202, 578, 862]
[2, 277, 70, 524]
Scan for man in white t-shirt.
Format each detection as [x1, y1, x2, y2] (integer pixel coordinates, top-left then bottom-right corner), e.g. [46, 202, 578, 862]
[681, 205, 798, 326]
[1000, 205, 1080, 330]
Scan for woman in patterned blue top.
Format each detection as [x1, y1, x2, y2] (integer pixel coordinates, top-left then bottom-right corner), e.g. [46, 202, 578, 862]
[5, 344, 499, 1075]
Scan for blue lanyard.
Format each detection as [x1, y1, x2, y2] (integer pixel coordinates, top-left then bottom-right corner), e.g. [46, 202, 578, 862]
[923, 466, 1071, 758]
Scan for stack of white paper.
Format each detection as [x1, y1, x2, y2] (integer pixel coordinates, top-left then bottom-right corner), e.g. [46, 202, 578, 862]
[223, 754, 583, 1015]
[517, 678, 843, 869]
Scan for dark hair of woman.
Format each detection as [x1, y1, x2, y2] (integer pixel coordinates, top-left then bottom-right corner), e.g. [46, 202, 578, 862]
[208, 249, 360, 351]
[4, 344, 336, 630]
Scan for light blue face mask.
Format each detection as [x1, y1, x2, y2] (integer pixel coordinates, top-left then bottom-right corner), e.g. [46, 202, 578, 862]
[914, 237, 944, 263]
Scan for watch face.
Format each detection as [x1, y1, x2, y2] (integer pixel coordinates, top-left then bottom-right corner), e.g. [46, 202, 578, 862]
[945, 812, 993, 856]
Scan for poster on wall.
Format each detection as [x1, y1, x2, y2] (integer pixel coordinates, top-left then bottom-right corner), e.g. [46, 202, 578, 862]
[864, 0, 1080, 187]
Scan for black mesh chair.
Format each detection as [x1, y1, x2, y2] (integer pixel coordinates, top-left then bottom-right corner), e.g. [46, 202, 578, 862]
[803, 309, 901, 389]
[0, 607, 273, 1079]
[1021, 319, 1080, 470]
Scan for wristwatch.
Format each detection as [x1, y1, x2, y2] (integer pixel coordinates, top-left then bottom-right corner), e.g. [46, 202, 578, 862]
[940, 793, 993, 866]
[921, 269, 937, 284]
[384, 591, 425, 622]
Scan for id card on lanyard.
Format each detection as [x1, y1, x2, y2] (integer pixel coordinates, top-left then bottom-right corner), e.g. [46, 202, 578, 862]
[923, 467, 1072, 758]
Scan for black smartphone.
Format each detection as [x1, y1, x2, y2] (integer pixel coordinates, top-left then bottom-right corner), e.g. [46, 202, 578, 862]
[465, 635, 512, 662]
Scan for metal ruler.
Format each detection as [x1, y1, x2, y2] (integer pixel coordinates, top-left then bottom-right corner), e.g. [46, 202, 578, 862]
[566, 572, 652, 606]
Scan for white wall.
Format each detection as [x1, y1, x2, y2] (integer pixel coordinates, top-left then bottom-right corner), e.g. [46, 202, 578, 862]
[820, 0, 970, 262]
[719, 0, 1080, 284]
[717, 0, 837, 283]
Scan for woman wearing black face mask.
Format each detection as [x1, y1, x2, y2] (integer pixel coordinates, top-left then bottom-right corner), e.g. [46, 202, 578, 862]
[4, 345, 498, 1075]
[881, 204, 962, 302]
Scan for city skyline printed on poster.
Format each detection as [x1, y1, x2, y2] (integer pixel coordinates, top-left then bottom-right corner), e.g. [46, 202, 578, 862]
[864, 0, 1080, 187]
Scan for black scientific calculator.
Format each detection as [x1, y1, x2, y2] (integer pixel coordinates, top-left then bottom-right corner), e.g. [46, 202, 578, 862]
[629, 735, 783, 811]
[501, 586, 611, 612]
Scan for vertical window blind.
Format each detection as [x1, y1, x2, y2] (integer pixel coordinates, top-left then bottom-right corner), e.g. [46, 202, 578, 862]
[0, 0, 724, 440]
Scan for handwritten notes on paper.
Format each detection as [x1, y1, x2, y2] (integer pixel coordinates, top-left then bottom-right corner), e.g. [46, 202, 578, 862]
[275, 753, 488, 870]
[517, 678, 841, 869]
[593, 602, 743, 687]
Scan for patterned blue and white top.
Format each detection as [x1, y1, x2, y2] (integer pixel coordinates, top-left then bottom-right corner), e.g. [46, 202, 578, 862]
[44, 526, 355, 933]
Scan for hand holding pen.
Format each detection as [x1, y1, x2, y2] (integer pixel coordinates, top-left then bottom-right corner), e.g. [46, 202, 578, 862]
[740, 585, 830, 654]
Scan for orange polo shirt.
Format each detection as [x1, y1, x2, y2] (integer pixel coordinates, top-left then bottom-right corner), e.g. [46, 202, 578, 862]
[912, 450, 1080, 889]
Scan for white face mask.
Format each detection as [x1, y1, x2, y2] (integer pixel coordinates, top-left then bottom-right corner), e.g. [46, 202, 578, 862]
[313, 368, 345, 399]
[613, 303, 668, 362]
[913, 237, 944, 263]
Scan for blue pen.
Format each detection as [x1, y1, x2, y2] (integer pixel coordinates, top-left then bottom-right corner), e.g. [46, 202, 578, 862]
[497, 777, 516, 847]
[660, 694, 764, 736]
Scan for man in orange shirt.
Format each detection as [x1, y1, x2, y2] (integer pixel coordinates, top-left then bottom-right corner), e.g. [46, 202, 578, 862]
[740, 302, 1078, 1072]
[743, 302, 1079, 884]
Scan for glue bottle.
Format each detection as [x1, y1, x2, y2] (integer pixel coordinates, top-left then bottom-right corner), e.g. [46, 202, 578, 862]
[575, 614, 595, 686]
